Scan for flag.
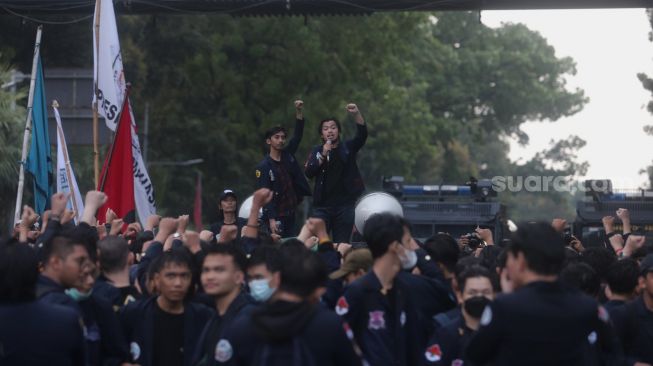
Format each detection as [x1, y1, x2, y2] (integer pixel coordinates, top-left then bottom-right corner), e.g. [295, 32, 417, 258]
[25, 57, 53, 215]
[193, 173, 202, 230]
[97, 97, 135, 224]
[93, 0, 156, 223]
[54, 104, 84, 223]
[93, 0, 125, 132]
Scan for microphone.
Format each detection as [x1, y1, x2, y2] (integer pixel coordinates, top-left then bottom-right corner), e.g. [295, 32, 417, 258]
[326, 139, 332, 162]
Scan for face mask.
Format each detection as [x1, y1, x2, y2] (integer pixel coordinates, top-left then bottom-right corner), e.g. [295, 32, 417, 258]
[249, 278, 275, 302]
[398, 247, 418, 270]
[65, 288, 93, 302]
[463, 296, 491, 318]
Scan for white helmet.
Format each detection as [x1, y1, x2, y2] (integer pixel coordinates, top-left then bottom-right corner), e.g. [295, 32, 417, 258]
[354, 192, 404, 235]
[238, 195, 263, 219]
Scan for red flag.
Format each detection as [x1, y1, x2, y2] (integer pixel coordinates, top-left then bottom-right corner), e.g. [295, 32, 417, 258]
[193, 173, 202, 230]
[97, 97, 135, 224]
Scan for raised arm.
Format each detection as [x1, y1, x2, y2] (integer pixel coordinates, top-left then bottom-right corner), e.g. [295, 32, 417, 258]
[345, 103, 367, 153]
[286, 100, 305, 155]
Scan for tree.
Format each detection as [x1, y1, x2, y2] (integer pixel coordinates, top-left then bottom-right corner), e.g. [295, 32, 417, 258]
[0, 11, 588, 223]
[0, 62, 26, 233]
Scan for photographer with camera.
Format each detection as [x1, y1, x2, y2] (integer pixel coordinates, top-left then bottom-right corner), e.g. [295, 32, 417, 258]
[458, 227, 494, 257]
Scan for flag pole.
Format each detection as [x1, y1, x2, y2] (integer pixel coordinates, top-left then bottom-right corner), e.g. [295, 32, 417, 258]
[98, 84, 131, 192]
[53, 100, 80, 221]
[93, 0, 102, 188]
[13, 25, 43, 225]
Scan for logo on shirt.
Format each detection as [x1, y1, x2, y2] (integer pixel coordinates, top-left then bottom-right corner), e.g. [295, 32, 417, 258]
[255, 169, 261, 179]
[452, 359, 464, 366]
[130, 342, 141, 361]
[269, 169, 275, 182]
[587, 331, 597, 345]
[368, 311, 386, 330]
[425, 344, 442, 362]
[336, 296, 349, 316]
[215, 339, 233, 362]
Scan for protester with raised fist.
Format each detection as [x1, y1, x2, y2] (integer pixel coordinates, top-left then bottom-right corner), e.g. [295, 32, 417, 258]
[255, 100, 312, 237]
[304, 103, 367, 243]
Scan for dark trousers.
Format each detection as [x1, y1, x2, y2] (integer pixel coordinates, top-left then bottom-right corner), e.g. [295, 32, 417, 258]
[311, 204, 355, 243]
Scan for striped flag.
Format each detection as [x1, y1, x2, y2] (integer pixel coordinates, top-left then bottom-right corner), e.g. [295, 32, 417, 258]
[53, 102, 84, 223]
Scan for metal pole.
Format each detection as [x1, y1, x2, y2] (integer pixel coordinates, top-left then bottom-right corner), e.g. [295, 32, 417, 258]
[143, 101, 149, 163]
[14, 26, 43, 225]
[93, 0, 102, 189]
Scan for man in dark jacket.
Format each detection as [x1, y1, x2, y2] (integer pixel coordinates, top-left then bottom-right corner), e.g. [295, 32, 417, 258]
[255, 100, 311, 237]
[193, 244, 255, 366]
[120, 249, 213, 366]
[215, 245, 361, 366]
[304, 103, 367, 243]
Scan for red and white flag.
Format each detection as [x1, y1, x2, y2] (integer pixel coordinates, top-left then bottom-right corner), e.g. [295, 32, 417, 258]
[97, 97, 135, 224]
[93, 0, 156, 223]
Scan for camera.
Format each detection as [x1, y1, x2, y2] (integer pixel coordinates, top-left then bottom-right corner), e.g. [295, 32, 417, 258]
[462, 233, 484, 250]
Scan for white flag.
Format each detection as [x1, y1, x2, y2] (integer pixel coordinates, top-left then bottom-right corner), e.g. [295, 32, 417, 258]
[93, 0, 125, 132]
[54, 105, 84, 224]
[93, 0, 156, 223]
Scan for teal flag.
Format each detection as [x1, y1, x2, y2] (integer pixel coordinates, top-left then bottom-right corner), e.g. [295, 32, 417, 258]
[25, 57, 53, 214]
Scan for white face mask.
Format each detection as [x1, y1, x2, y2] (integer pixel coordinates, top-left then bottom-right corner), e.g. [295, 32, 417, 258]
[398, 247, 418, 270]
[249, 278, 276, 302]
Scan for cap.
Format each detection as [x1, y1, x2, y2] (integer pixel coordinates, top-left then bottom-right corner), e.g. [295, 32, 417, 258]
[220, 189, 237, 201]
[640, 253, 653, 275]
[329, 248, 373, 280]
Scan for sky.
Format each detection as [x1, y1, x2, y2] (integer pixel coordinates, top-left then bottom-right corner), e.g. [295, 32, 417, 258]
[482, 9, 653, 189]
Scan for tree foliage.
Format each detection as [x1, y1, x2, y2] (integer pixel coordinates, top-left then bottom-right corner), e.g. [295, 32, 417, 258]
[0, 11, 588, 226]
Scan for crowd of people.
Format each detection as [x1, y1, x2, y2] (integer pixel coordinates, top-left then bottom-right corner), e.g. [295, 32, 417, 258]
[1, 101, 653, 366]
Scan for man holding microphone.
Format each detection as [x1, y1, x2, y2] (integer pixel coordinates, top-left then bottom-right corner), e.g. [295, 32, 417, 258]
[304, 103, 367, 243]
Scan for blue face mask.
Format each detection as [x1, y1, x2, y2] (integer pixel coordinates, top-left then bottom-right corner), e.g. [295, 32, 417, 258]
[249, 278, 275, 302]
[65, 288, 93, 302]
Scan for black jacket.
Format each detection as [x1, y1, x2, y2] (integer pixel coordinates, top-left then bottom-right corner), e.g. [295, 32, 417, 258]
[192, 291, 256, 366]
[304, 123, 367, 206]
[217, 300, 361, 366]
[0, 301, 85, 366]
[465, 280, 619, 366]
[119, 296, 214, 366]
[256, 118, 312, 219]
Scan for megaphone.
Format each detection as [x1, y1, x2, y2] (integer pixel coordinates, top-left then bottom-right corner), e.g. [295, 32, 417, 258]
[238, 195, 263, 220]
[354, 192, 404, 235]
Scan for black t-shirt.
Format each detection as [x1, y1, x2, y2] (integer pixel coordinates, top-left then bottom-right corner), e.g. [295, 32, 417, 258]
[321, 147, 349, 206]
[153, 302, 185, 366]
[117, 286, 141, 307]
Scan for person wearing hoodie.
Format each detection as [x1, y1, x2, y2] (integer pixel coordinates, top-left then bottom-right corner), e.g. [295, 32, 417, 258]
[214, 246, 361, 366]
